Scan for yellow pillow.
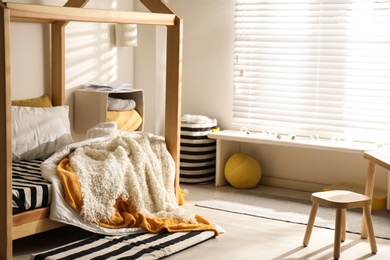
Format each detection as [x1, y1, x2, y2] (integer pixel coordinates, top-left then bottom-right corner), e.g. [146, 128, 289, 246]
[12, 95, 52, 107]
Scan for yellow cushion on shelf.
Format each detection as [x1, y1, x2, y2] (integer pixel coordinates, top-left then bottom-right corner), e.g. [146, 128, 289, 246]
[323, 182, 387, 211]
[107, 110, 142, 132]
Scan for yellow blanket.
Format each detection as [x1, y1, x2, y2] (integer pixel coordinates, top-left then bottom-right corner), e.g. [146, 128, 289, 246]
[57, 158, 219, 235]
[107, 110, 142, 132]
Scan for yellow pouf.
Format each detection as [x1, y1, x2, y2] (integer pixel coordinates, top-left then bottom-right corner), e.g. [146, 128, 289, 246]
[224, 153, 262, 189]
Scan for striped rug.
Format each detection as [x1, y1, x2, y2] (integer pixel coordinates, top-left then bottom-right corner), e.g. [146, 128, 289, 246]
[31, 230, 215, 260]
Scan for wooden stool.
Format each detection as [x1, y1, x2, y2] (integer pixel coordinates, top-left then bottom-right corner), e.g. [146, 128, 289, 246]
[303, 190, 377, 259]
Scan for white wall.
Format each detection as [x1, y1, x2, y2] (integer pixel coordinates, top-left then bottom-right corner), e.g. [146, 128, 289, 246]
[168, 0, 235, 131]
[10, 22, 49, 99]
[134, 2, 167, 135]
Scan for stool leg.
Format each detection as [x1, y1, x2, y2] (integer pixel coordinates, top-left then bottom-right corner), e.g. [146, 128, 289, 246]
[363, 206, 377, 254]
[341, 209, 346, 242]
[303, 202, 319, 247]
[361, 214, 368, 239]
[334, 208, 342, 260]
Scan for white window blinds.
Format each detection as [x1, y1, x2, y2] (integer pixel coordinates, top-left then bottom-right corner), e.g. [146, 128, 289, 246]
[233, 0, 390, 145]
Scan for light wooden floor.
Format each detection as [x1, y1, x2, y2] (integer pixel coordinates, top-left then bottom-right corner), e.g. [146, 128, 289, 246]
[13, 183, 390, 259]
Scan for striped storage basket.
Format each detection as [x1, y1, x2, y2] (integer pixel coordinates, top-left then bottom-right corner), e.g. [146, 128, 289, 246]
[180, 116, 217, 184]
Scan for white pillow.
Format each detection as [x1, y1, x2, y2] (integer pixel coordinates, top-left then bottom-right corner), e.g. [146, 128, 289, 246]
[12, 106, 73, 161]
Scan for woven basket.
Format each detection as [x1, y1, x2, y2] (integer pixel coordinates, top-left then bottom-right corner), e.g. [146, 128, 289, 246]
[180, 118, 217, 184]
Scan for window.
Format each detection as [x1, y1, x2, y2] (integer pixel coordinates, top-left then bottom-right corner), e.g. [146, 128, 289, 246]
[233, 0, 390, 146]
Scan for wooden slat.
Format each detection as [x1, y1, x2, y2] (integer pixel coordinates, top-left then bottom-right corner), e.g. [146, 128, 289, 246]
[0, 3, 12, 259]
[63, 0, 90, 8]
[8, 3, 175, 25]
[9, 0, 90, 23]
[10, 17, 54, 23]
[13, 220, 65, 240]
[12, 207, 65, 240]
[141, 0, 181, 16]
[13, 207, 51, 227]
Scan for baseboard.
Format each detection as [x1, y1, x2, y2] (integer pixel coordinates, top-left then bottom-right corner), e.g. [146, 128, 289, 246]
[260, 176, 327, 193]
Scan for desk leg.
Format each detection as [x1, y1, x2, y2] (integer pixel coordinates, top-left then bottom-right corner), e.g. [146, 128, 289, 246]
[388, 172, 390, 210]
[361, 160, 376, 239]
[215, 139, 240, 186]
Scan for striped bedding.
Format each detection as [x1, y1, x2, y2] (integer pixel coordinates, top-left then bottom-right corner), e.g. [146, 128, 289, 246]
[32, 230, 215, 260]
[12, 159, 51, 214]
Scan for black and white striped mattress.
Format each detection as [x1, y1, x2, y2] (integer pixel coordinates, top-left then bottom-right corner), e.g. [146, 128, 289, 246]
[12, 159, 51, 214]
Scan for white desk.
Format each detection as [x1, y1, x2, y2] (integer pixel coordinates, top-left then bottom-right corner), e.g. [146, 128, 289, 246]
[208, 130, 368, 187]
[362, 151, 390, 237]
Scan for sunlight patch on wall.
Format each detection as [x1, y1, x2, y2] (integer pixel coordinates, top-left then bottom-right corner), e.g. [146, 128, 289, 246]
[65, 22, 118, 88]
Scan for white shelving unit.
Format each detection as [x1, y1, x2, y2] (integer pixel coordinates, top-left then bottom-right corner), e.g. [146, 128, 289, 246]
[74, 88, 144, 133]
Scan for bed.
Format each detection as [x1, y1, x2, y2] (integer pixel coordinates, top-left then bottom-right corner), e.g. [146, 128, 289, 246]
[12, 159, 63, 240]
[0, 1, 183, 258]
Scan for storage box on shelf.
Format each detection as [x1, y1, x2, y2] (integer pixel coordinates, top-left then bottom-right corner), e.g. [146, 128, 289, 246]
[74, 88, 144, 133]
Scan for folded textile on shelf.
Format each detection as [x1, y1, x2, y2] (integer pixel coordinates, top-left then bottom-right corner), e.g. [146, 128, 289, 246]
[107, 97, 136, 111]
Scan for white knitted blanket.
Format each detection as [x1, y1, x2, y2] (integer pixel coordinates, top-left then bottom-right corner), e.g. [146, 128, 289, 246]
[68, 131, 195, 224]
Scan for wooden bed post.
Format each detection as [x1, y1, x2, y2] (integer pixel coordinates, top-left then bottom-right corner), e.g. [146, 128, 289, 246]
[140, 0, 183, 202]
[51, 23, 66, 106]
[0, 2, 12, 259]
[165, 17, 183, 202]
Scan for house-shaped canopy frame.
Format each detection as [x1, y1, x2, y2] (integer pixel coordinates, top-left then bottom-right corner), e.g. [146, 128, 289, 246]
[0, 1, 183, 258]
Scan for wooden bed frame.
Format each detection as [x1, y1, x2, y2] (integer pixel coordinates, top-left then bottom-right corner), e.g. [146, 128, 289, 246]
[0, 0, 183, 258]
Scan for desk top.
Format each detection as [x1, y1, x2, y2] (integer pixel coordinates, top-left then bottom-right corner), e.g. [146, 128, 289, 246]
[364, 151, 390, 171]
[208, 130, 371, 154]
